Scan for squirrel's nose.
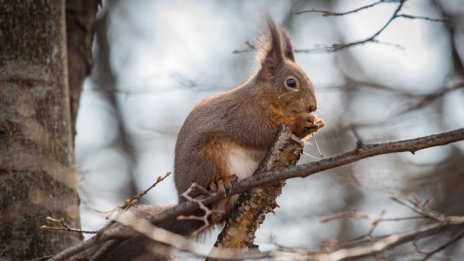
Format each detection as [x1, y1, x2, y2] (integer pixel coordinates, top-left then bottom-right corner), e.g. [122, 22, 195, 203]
[309, 105, 317, 112]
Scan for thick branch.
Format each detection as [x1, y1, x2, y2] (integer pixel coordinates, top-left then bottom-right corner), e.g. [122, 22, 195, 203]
[49, 127, 464, 259]
[211, 126, 303, 252]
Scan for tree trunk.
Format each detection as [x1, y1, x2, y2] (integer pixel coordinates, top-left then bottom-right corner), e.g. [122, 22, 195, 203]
[0, 1, 82, 260]
[66, 0, 100, 132]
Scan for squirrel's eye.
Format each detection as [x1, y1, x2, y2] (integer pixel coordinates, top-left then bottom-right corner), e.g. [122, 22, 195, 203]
[286, 78, 297, 88]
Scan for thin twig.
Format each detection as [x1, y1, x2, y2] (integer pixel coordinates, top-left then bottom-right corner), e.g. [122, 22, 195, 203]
[314, 193, 464, 260]
[345, 82, 464, 130]
[296, 0, 406, 53]
[232, 41, 256, 54]
[390, 195, 444, 222]
[394, 82, 464, 115]
[118, 172, 172, 210]
[363, 209, 386, 239]
[89, 239, 122, 261]
[92, 172, 173, 258]
[178, 184, 220, 236]
[379, 216, 424, 222]
[49, 173, 172, 261]
[295, 1, 386, 16]
[41, 217, 98, 234]
[316, 222, 462, 261]
[421, 230, 464, 260]
[320, 209, 371, 223]
[397, 14, 448, 22]
[296, 0, 446, 54]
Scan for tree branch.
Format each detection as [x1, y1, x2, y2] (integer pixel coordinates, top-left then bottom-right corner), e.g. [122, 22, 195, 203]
[396, 14, 448, 22]
[49, 127, 464, 260]
[309, 194, 464, 260]
[295, 0, 387, 16]
[296, 0, 407, 53]
[315, 222, 463, 260]
[210, 126, 303, 255]
[420, 230, 464, 260]
[295, 0, 448, 54]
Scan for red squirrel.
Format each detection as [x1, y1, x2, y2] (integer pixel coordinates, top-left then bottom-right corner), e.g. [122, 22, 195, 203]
[173, 17, 325, 233]
[99, 17, 325, 260]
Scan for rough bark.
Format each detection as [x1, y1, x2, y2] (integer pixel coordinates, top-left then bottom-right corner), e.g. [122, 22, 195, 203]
[212, 126, 303, 252]
[0, 1, 81, 260]
[66, 0, 100, 132]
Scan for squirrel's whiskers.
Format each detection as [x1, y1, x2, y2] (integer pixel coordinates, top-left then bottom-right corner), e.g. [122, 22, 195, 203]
[302, 151, 321, 160]
[278, 91, 298, 100]
[312, 133, 324, 158]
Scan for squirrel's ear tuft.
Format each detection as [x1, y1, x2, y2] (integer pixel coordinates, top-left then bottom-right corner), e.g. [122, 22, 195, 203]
[257, 16, 285, 74]
[280, 29, 295, 62]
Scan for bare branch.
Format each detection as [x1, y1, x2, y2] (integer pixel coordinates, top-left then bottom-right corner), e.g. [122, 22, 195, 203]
[395, 82, 464, 115]
[113, 127, 464, 240]
[232, 41, 256, 54]
[420, 230, 464, 260]
[311, 194, 464, 260]
[397, 14, 448, 22]
[320, 209, 371, 223]
[49, 127, 464, 260]
[178, 184, 219, 236]
[119, 172, 172, 210]
[345, 82, 464, 130]
[295, 1, 387, 16]
[89, 239, 121, 261]
[40, 217, 98, 234]
[48, 237, 100, 261]
[389, 194, 464, 224]
[235, 2, 449, 55]
[90, 172, 173, 254]
[96, 210, 288, 260]
[315, 222, 463, 260]
[297, 0, 406, 53]
[296, 0, 447, 54]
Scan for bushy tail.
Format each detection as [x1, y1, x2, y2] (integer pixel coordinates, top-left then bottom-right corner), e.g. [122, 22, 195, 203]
[160, 208, 206, 236]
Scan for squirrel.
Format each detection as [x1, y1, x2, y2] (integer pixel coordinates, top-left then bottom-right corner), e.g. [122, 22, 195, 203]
[98, 17, 325, 260]
[173, 17, 325, 234]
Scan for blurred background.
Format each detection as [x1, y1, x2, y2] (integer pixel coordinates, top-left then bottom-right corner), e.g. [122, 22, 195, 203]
[74, 0, 464, 258]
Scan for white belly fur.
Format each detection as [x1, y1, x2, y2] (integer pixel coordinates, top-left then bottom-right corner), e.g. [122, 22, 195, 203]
[227, 144, 266, 180]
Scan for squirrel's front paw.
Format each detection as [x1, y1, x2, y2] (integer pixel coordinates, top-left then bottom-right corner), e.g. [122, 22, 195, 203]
[208, 174, 239, 194]
[292, 113, 325, 138]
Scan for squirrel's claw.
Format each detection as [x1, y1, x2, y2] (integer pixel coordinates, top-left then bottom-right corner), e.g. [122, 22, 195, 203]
[209, 174, 238, 194]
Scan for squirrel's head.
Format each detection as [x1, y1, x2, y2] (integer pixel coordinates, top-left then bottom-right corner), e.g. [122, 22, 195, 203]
[256, 17, 317, 116]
